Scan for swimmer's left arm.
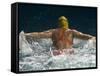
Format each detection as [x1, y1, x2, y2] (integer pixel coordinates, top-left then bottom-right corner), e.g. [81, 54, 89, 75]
[25, 29, 55, 39]
[72, 30, 95, 40]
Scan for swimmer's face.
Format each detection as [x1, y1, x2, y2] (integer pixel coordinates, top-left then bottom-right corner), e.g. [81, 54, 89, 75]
[58, 16, 69, 30]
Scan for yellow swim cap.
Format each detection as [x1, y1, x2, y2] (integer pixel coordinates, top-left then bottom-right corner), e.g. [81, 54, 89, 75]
[58, 16, 69, 30]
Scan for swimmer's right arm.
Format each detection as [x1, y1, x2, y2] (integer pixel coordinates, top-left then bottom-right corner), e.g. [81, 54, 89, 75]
[25, 29, 55, 38]
[72, 30, 95, 40]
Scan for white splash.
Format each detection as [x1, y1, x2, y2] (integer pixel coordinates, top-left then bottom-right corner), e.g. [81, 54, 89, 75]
[19, 31, 96, 71]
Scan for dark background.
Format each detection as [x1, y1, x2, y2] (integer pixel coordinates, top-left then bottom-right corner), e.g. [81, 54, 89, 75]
[18, 3, 97, 36]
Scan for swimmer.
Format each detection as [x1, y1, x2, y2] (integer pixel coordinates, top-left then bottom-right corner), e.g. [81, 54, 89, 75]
[25, 16, 96, 55]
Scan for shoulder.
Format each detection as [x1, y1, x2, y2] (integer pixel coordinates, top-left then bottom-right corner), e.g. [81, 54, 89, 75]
[44, 29, 56, 33]
[52, 28, 60, 32]
[65, 29, 76, 32]
[67, 29, 81, 35]
[69, 29, 78, 32]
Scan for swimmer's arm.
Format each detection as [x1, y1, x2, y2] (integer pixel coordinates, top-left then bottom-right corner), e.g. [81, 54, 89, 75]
[25, 29, 55, 38]
[72, 30, 95, 40]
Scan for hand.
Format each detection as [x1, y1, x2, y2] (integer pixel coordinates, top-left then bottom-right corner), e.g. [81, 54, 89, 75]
[91, 37, 96, 43]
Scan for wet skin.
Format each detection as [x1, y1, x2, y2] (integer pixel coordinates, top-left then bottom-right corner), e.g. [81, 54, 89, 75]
[52, 28, 73, 50]
[25, 28, 95, 53]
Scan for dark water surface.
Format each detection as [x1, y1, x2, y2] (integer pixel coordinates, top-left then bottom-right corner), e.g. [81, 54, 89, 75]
[18, 3, 97, 36]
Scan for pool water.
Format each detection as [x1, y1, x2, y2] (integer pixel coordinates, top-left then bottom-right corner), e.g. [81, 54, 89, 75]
[19, 31, 96, 71]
